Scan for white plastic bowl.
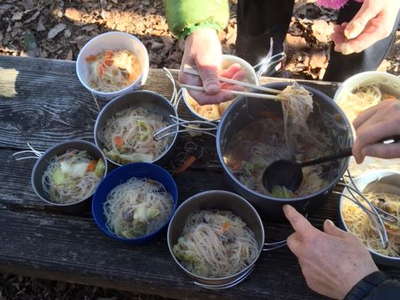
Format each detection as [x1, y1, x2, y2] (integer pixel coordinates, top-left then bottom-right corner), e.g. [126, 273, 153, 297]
[182, 54, 259, 121]
[76, 31, 149, 100]
[339, 170, 400, 266]
[334, 71, 400, 103]
[333, 71, 400, 177]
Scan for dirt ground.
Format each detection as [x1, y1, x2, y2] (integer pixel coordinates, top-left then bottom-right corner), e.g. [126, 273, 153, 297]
[1, 0, 399, 78]
[1, 0, 400, 299]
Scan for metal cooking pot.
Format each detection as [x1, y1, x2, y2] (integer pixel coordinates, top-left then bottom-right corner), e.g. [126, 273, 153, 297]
[167, 190, 285, 290]
[29, 140, 108, 212]
[216, 82, 353, 218]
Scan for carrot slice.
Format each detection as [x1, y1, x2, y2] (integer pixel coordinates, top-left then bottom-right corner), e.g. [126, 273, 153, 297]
[86, 160, 97, 172]
[114, 136, 124, 148]
[86, 55, 97, 62]
[173, 155, 196, 174]
[222, 222, 231, 233]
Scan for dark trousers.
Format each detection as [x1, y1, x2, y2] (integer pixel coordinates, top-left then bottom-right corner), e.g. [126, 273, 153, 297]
[236, 0, 400, 81]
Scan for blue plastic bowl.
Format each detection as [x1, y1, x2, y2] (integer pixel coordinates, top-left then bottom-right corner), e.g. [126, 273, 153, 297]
[92, 163, 178, 244]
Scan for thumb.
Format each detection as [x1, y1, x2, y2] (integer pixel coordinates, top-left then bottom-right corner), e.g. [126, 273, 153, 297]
[323, 219, 347, 238]
[195, 53, 221, 95]
[345, 0, 381, 39]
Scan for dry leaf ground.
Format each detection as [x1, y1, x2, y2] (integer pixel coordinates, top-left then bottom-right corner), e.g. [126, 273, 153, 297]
[0, 0, 400, 299]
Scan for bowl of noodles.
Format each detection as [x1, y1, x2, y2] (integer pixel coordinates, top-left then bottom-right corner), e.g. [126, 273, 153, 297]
[182, 55, 259, 121]
[94, 90, 178, 166]
[76, 31, 149, 100]
[31, 140, 107, 209]
[217, 82, 353, 217]
[339, 170, 400, 266]
[334, 71, 400, 177]
[92, 162, 178, 244]
[167, 190, 264, 286]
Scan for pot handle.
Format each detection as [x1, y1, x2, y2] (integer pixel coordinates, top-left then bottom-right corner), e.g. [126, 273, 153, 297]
[12, 143, 43, 161]
[262, 209, 311, 252]
[252, 39, 286, 78]
[193, 265, 255, 290]
[163, 67, 183, 109]
[153, 115, 218, 141]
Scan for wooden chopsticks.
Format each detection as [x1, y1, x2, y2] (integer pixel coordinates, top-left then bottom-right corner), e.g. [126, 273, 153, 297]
[179, 83, 281, 100]
[181, 67, 283, 100]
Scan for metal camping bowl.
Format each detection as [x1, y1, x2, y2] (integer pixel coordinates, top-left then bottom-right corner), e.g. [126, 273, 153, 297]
[31, 140, 108, 210]
[94, 90, 179, 166]
[216, 82, 353, 218]
[339, 170, 400, 267]
[167, 190, 286, 290]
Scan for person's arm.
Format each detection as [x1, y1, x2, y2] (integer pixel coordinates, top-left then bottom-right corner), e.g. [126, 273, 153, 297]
[345, 271, 400, 300]
[164, 0, 243, 105]
[164, 0, 229, 40]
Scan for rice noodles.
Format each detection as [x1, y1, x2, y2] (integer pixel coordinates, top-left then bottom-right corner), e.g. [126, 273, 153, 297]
[342, 192, 400, 257]
[104, 177, 173, 239]
[339, 85, 382, 123]
[173, 210, 259, 278]
[42, 150, 105, 204]
[280, 84, 323, 151]
[100, 107, 171, 164]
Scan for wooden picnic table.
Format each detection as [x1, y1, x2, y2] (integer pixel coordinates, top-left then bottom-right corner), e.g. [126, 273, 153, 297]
[0, 55, 399, 300]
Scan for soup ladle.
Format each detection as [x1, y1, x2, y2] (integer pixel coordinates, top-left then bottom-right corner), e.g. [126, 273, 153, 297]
[263, 136, 400, 193]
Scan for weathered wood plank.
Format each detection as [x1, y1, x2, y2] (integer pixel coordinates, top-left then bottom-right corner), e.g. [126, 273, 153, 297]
[1, 207, 399, 300]
[0, 146, 349, 225]
[2, 56, 397, 300]
[0, 55, 339, 151]
[0, 207, 319, 300]
[0, 137, 224, 209]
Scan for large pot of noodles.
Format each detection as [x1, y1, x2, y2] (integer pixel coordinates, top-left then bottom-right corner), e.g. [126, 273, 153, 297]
[217, 82, 353, 217]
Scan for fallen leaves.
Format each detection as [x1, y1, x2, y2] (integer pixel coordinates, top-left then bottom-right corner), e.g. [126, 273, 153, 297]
[11, 11, 23, 21]
[0, 0, 398, 78]
[47, 23, 66, 39]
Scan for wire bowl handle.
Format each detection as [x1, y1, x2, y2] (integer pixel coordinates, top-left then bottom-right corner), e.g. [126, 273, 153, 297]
[12, 143, 44, 161]
[153, 115, 218, 141]
[337, 170, 390, 249]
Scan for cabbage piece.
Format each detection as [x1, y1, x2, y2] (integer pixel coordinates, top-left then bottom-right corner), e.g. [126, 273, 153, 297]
[52, 168, 65, 185]
[134, 204, 160, 222]
[60, 161, 88, 178]
[94, 159, 105, 177]
[271, 185, 294, 198]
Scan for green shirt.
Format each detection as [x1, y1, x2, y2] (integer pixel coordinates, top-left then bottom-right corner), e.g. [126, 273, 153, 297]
[164, 0, 229, 39]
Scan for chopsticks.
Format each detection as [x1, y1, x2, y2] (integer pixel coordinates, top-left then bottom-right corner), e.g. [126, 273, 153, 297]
[183, 68, 282, 94]
[179, 83, 281, 100]
[181, 67, 283, 101]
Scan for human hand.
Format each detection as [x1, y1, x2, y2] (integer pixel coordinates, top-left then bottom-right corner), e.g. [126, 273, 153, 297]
[332, 0, 400, 55]
[179, 28, 245, 105]
[352, 99, 400, 163]
[283, 205, 378, 299]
